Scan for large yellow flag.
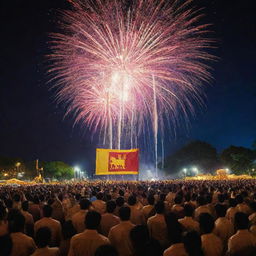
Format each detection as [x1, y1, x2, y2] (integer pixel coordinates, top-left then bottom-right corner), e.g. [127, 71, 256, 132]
[96, 148, 139, 175]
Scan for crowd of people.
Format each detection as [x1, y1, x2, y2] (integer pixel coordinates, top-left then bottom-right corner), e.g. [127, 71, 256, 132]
[0, 179, 256, 256]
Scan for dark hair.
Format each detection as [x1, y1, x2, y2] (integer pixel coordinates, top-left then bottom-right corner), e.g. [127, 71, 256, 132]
[229, 198, 237, 208]
[116, 197, 125, 207]
[62, 220, 77, 240]
[119, 190, 124, 197]
[250, 202, 256, 212]
[79, 198, 91, 210]
[8, 209, 25, 233]
[106, 200, 116, 213]
[32, 196, 40, 204]
[96, 192, 104, 200]
[0, 235, 13, 256]
[13, 194, 21, 202]
[199, 213, 214, 234]
[197, 196, 206, 206]
[147, 195, 155, 205]
[155, 201, 164, 214]
[165, 213, 182, 243]
[174, 195, 182, 204]
[184, 204, 194, 217]
[235, 212, 249, 230]
[35, 227, 51, 248]
[184, 194, 191, 202]
[218, 194, 225, 203]
[130, 225, 150, 249]
[128, 196, 136, 206]
[235, 194, 243, 204]
[119, 207, 131, 221]
[85, 211, 101, 229]
[43, 204, 52, 217]
[22, 201, 29, 211]
[215, 204, 226, 218]
[0, 202, 7, 220]
[95, 244, 118, 256]
[130, 225, 162, 256]
[184, 231, 203, 256]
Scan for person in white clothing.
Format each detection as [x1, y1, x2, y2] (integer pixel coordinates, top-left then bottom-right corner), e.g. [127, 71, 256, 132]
[92, 192, 106, 214]
[228, 212, 256, 255]
[100, 200, 120, 236]
[128, 195, 144, 225]
[163, 220, 187, 256]
[199, 213, 223, 256]
[68, 211, 109, 256]
[71, 198, 91, 233]
[214, 204, 234, 249]
[108, 206, 135, 256]
[179, 204, 200, 233]
[31, 227, 60, 256]
[34, 205, 62, 247]
[147, 201, 169, 248]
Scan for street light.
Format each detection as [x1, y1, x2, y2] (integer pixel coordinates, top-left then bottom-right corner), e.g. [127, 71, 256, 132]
[74, 166, 81, 179]
[183, 168, 187, 178]
[192, 167, 198, 175]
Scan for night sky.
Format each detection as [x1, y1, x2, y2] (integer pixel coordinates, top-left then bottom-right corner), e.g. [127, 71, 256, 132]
[1, 0, 256, 172]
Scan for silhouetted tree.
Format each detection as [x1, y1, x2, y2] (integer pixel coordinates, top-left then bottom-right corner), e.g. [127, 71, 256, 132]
[163, 141, 219, 175]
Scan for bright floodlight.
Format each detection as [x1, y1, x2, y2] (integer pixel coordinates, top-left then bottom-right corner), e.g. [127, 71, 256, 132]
[74, 166, 80, 172]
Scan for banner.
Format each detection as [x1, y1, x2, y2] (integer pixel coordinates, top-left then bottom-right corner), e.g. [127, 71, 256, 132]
[96, 148, 139, 175]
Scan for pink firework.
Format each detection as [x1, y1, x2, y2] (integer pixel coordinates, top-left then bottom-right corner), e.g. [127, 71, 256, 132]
[48, 0, 215, 149]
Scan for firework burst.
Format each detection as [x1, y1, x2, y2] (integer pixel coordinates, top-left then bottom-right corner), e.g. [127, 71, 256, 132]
[48, 0, 215, 151]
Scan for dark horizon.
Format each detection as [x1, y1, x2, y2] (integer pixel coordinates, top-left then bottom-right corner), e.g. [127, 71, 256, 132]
[1, 0, 255, 171]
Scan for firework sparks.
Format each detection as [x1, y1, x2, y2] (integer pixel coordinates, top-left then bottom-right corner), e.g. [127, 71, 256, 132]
[48, 0, 215, 150]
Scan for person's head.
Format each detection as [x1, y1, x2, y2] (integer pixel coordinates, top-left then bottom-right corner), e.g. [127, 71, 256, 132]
[184, 204, 194, 217]
[75, 193, 81, 201]
[43, 204, 52, 217]
[199, 213, 214, 234]
[174, 195, 182, 204]
[147, 195, 155, 206]
[184, 193, 191, 202]
[154, 201, 164, 214]
[21, 201, 29, 212]
[8, 209, 25, 233]
[62, 220, 77, 240]
[0, 202, 7, 220]
[235, 212, 249, 230]
[130, 225, 150, 250]
[184, 231, 203, 256]
[250, 202, 256, 213]
[95, 244, 118, 256]
[119, 190, 124, 197]
[35, 227, 51, 248]
[13, 194, 21, 202]
[79, 198, 91, 210]
[119, 206, 131, 221]
[165, 212, 182, 243]
[159, 193, 166, 201]
[32, 196, 40, 204]
[85, 210, 101, 230]
[106, 200, 116, 213]
[197, 196, 206, 206]
[116, 197, 125, 207]
[236, 194, 243, 204]
[215, 204, 226, 218]
[229, 198, 237, 208]
[128, 195, 136, 206]
[218, 194, 225, 203]
[0, 235, 13, 256]
[5, 199, 13, 209]
[96, 192, 103, 200]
